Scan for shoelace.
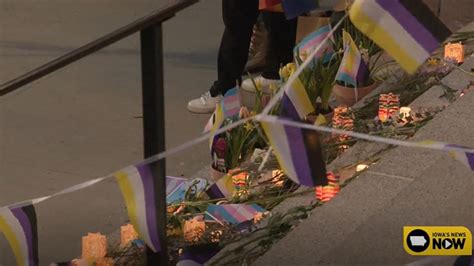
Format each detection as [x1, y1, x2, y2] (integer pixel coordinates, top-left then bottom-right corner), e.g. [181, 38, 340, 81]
[200, 92, 212, 105]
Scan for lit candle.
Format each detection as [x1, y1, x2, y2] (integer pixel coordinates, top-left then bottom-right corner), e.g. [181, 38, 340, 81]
[399, 107, 411, 120]
[356, 164, 368, 172]
[82, 233, 107, 260]
[120, 224, 138, 248]
[378, 93, 400, 122]
[444, 42, 464, 64]
[183, 216, 205, 243]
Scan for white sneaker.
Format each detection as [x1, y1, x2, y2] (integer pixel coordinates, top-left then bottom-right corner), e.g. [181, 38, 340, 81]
[187, 92, 223, 114]
[241, 75, 281, 93]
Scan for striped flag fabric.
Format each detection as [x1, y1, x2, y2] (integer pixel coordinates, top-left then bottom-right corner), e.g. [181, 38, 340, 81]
[280, 76, 314, 121]
[335, 31, 369, 87]
[349, 0, 451, 74]
[166, 176, 187, 196]
[0, 205, 39, 266]
[221, 87, 241, 118]
[281, 0, 318, 19]
[205, 204, 265, 225]
[261, 118, 328, 187]
[206, 174, 235, 199]
[446, 144, 474, 171]
[208, 103, 225, 151]
[177, 244, 221, 266]
[294, 25, 334, 64]
[114, 163, 161, 252]
[451, 151, 474, 171]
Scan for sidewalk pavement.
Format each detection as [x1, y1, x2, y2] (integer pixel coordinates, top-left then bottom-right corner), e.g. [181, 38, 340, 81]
[0, 1, 222, 263]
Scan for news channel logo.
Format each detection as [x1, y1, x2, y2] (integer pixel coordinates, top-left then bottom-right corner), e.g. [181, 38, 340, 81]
[403, 226, 472, 256]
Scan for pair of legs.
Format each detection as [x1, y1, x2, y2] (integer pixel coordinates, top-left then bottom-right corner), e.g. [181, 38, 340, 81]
[188, 0, 297, 113]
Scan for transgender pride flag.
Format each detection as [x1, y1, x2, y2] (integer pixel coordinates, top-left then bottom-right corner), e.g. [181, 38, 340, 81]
[0, 205, 39, 266]
[294, 25, 334, 65]
[205, 204, 265, 225]
[221, 87, 241, 118]
[335, 31, 369, 87]
[115, 163, 161, 252]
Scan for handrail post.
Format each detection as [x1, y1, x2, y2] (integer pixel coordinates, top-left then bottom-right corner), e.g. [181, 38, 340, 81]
[140, 23, 168, 265]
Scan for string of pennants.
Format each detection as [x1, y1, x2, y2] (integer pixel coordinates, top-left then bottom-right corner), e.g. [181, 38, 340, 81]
[1, 1, 473, 265]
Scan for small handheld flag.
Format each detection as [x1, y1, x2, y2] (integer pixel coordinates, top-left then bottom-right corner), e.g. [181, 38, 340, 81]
[205, 204, 265, 225]
[204, 87, 240, 134]
[335, 31, 369, 87]
[294, 25, 334, 64]
[221, 87, 241, 119]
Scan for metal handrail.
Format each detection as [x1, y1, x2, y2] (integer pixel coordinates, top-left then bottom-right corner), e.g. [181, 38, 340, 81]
[0, 0, 198, 96]
[0, 1, 199, 265]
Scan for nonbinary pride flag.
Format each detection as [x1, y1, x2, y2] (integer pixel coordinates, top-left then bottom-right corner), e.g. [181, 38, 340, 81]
[349, 0, 451, 74]
[261, 118, 328, 187]
[208, 103, 225, 151]
[0, 205, 39, 266]
[115, 163, 161, 252]
[281, 76, 314, 121]
[335, 31, 369, 87]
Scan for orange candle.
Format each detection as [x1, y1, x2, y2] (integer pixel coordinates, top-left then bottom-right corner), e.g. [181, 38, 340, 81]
[82, 233, 107, 260]
[120, 224, 139, 247]
[444, 42, 464, 64]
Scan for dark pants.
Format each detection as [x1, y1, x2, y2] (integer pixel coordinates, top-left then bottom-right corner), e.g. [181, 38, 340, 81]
[210, 0, 297, 97]
[261, 12, 297, 80]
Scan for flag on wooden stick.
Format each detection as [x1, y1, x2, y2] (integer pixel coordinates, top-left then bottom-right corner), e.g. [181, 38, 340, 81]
[0, 205, 39, 266]
[349, 0, 451, 74]
[261, 119, 328, 187]
[114, 163, 161, 252]
[335, 31, 369, 87]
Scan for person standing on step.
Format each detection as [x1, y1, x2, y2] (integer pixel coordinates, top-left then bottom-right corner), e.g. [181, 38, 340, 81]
[187, 0, 297, 114]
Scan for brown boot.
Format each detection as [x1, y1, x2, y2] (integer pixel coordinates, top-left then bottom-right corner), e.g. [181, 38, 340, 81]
[244, 20, 269, 74]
